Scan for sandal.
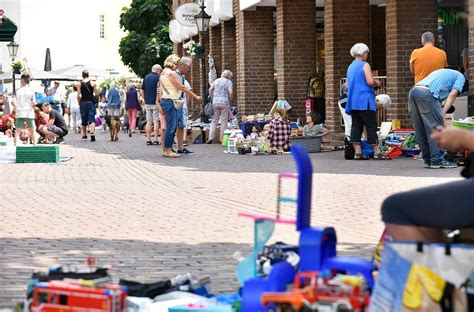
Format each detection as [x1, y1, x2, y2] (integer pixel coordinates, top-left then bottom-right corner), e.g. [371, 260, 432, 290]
[146, 141, 153, 146]
[374, 153, 391, 160]
[162, 152, 180, 158]
[354, 154, 369, 160]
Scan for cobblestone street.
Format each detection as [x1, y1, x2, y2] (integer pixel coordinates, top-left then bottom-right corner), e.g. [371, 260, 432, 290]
[0, 132, 460, 306]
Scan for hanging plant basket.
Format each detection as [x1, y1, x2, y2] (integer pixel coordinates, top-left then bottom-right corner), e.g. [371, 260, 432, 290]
[184, 40, 203, 59]
[11, 60, 24, 74]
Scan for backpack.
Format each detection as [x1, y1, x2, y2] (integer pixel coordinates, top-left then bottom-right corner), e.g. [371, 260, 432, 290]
[307, 74, 325, 99]
[344, 137, 355, 160]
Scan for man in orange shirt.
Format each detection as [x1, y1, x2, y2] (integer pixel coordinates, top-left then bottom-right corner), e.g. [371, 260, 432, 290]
[410, 32, 448, 83]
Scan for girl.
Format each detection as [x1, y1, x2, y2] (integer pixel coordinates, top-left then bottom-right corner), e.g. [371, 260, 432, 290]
[303, 111, 330, 137]
[266, 102, 291, 152]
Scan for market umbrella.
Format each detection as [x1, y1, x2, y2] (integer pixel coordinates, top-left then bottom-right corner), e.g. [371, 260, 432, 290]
[52, 65, 108, 80]
[42, 48, 52, 90]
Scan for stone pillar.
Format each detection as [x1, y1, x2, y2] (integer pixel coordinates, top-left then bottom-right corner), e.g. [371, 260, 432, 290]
[276, 0, 316, 118]
[386, 0, 437, 127]
[221, 19, 237, 105]
[324, 0, 370, 131]
[236, 6, 275, 115]
[370, 6, 386, 73]
[209, 25, 222, 76]
[189, 35, 201, 116]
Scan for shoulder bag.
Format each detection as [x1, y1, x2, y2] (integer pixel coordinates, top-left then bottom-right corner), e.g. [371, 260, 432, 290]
[161, 74, 185, 110]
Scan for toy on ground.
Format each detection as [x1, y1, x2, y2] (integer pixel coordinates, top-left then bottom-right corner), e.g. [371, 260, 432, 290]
[261, 271, 370, 311]
[239, 145, 377, 312]
[31, 280, 127, 312]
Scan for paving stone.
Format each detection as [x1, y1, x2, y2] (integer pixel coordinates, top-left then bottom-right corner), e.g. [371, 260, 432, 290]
[0, 132, 459, 306]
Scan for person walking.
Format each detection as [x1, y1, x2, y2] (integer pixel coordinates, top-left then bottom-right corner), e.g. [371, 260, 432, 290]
[410, 31, 448, 84]
[159, 54, 201, 158]
[175, 57, 194, 154]
[13, 74, 37, 145]
[107, 83, 122, 118]
[408, 68, 465, 169]
[49, 81, 65, 115]
[208, 70, 233, 144]
[142, 64, 162, 146]
[67, 85, 81, 133]
[345, 43, 387, 160]
[125, 83, 140, 137]
[77, 70, 98, 141]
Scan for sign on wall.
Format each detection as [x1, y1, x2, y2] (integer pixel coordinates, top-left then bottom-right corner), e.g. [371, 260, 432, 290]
[175, 3, 200, 27]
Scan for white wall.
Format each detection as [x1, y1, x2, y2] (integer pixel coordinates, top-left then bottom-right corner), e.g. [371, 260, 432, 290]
[0, 0, 132, 76]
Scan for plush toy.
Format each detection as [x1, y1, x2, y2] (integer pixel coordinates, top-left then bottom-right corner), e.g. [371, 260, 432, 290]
[376, 94, 391, 109]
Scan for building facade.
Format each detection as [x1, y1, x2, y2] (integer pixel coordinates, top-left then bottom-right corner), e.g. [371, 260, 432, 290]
[172, 0, 472, 132]
[0, 0, 132, 77]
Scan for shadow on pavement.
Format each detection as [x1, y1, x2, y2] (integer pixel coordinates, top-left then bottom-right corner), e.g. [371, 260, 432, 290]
[0, 237, 375, 307]
[64, 132, 462, 178]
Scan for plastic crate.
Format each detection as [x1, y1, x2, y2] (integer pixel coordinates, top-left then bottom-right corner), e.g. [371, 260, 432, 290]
[290, 136, 322, 153]
[16, 146, 59, 163]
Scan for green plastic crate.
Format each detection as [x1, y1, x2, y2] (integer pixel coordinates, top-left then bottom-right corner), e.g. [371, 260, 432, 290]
[16, 146, 60, 163]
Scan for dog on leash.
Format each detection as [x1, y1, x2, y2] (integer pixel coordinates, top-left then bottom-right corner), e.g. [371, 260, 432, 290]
[106, 115, 121, 141]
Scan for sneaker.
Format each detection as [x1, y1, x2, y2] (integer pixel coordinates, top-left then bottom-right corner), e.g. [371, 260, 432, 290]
[430, 160, 457, 169]
[177, 148, 194, 154]
[82, 135, 87, 141]
[55, 137, 64, 144]
[91, 134, 96, 142]
[424, 162, 431, 168]
[206, 139, 213, 144]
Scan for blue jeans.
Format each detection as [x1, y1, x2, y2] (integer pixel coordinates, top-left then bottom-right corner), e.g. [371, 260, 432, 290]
[408, 88, 445, 165]
[161, 99, 177, 148]
[80, 101, 96, 126]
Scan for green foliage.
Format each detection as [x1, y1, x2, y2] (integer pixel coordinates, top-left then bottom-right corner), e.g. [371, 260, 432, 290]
[119, 0, 173, 78]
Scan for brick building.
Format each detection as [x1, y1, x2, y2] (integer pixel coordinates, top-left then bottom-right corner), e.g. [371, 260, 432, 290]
[172, 0, 471, 132]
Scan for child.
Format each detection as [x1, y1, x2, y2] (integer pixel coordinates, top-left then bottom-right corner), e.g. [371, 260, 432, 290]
[250, 125, 261, 140]
[303, 111, 330, 137]
[3, 117, 14, 137]
[98, 96, 107, 132]
[266, 102, 291, 152]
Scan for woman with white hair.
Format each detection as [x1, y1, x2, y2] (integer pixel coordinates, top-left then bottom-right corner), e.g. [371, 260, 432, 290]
[346, 43, 387, 160]
[159, 54, 201, 158]
[125, 83, 140, 137]
[208, 69, 233, 144]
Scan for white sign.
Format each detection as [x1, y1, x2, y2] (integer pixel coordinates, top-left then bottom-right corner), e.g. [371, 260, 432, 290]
[175, 3, 200, 27]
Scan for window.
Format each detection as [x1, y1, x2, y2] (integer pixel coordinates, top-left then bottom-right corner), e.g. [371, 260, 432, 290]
[99, 14, 105, 39]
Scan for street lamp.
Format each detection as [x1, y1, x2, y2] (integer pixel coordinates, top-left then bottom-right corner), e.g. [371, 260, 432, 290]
[194, 2, 211, 124]
[7, 40, 19, 94]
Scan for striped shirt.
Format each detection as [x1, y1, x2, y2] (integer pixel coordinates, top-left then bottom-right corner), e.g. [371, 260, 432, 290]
[416, 69, 465, 101]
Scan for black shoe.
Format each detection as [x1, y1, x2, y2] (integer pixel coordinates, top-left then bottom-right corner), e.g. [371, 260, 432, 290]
[91, 134, 96, 142]
[178, 148, 193, 154]
[129, 130, 132, 138]
[55, 137, 64, 144]
[82, 135, 87, 141]
[206, 139, 213, 144]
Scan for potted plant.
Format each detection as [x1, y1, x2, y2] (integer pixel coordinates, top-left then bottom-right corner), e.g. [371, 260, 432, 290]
[184, 40, 202, 59]
[11, 60, 24, 74]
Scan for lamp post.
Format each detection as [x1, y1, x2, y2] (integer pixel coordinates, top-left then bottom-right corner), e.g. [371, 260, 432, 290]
[7, 40, 19, 94]
[194, 1, 211, 124]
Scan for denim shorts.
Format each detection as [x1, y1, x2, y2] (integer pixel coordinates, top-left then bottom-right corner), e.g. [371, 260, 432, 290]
[47, 125, 67, 137]
[176, 108, 185, 128]
[80, 101, 96, 126]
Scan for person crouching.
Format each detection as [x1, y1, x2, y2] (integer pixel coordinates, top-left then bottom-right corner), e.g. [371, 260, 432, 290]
[38, 102, 68, 144]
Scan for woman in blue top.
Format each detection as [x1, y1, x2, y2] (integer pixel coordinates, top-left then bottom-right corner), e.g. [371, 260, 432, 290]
[346, 43, 387, 160]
